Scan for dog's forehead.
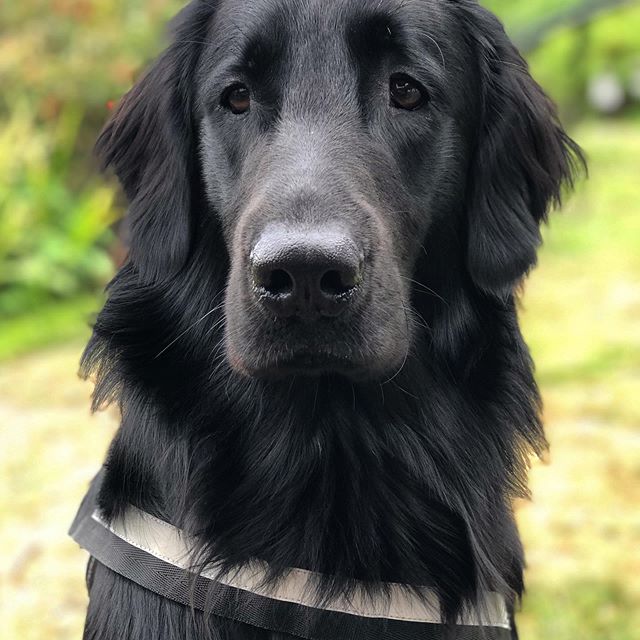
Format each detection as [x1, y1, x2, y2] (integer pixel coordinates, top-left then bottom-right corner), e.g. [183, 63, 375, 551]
[209, 0, 451, 62]
[213, 0, 438, 27]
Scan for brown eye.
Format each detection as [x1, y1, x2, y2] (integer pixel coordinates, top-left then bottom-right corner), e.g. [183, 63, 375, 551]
[389, 73, 427, 110]
[222, 84, 251, 114]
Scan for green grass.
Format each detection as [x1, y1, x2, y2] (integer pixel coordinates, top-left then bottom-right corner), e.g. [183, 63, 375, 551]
[0, 295, 101, 361]
[522, 120, 640, 430]
[515, 120, 640, 638]
[520, 582, 639, 640]
[1, 119, 639, 639]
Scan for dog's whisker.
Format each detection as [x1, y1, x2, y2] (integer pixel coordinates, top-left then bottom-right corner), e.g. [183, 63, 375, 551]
[311, 381, 320, 420]
[154, 306, 222, 359]
[399, 276, 449, 306]
[424, 32, 447, 71]
[401, 304, 432, 334]
[390, 379, 419, 400]
[381, 306, 411, 385]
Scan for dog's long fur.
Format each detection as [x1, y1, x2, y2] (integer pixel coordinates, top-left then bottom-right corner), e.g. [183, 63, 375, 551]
[79, 1, 583, 638]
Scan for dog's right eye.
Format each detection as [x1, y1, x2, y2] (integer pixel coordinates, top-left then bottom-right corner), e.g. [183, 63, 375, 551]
[221, 84, 251, 114]
[389, 73, 427, 111]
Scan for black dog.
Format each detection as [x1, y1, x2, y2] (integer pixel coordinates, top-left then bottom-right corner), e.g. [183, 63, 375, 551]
[74, 1, 583, 638]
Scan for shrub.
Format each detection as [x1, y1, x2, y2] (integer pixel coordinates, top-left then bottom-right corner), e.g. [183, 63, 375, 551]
[0, 0, 183, 316]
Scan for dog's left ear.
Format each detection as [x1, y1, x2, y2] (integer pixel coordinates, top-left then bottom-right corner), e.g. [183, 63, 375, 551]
[96, 4, 212, 283]
[461, 4, 584, 297]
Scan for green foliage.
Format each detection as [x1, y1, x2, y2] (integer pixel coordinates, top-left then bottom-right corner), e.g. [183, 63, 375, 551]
[0, 1, 183, 317]
[484, 0, 640, 117]
[0, 1, 182, 110]
[0, 98, 115, 315]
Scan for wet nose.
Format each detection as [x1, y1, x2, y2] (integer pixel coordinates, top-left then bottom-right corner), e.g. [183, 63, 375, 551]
[250, 230, 363, 319]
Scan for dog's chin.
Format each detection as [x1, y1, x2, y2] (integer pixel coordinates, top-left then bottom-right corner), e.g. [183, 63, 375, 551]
[226, 342, 402, 382]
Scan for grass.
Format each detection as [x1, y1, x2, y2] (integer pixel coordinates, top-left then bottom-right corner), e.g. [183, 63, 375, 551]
[0, 295, 102, 361]
[513, 119, 640, 638]
[1, 119, 639, 639]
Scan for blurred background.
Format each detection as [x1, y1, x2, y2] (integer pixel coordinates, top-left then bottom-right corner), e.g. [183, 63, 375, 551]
[0, 1, 638, 638]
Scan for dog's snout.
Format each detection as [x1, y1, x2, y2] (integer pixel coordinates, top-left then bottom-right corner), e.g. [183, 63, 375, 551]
[251, 230, 363, 319]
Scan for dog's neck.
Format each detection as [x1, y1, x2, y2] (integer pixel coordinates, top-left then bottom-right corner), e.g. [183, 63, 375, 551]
[95, 349, 538, 621]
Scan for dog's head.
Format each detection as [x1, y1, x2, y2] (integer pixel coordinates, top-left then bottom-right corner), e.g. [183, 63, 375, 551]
[98, 0, 580, 381]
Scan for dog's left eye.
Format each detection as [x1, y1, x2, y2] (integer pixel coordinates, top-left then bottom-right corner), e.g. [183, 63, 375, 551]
[389, 73, 427, 110]
[222, 84, 251, 114]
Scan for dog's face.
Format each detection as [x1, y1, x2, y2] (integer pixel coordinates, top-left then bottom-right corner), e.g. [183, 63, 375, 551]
[98, 0, 579, 381]
[198, 0, 474, 379]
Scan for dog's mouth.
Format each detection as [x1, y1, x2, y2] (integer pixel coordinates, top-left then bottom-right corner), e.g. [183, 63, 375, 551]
[227, 339, 366, 379]
[258, 350, 361, 378]
[225, 322, 410, 381]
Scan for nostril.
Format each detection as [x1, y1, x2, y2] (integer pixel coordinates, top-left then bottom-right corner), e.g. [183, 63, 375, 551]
[320, 269, 359, 297]
[251, 231, 363, 317]
[263, 269, 293, 297]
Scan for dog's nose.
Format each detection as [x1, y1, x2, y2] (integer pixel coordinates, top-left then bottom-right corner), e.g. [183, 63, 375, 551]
[251, 230, 363, 318]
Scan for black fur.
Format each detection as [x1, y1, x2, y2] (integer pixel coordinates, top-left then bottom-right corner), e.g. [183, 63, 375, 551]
[80, 1, 583, 638]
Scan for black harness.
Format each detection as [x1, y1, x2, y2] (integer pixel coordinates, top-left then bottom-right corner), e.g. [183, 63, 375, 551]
[71, 475, 512, 640]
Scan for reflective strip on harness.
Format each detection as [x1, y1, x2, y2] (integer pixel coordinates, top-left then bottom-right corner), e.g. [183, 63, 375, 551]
[70, 479, 512, 640]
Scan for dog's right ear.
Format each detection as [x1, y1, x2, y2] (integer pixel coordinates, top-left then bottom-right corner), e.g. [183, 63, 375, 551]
[458, 2, 584, 299]
[96, 3, 213, 283]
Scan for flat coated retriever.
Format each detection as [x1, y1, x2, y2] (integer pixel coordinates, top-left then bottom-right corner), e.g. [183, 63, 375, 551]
[74, 1, 584, 638]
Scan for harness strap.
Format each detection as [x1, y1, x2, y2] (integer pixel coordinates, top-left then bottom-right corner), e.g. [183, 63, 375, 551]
[70, 477, 512, 640]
